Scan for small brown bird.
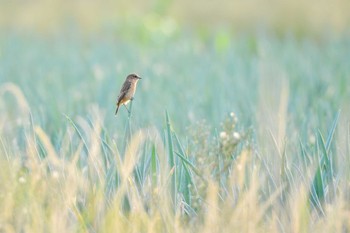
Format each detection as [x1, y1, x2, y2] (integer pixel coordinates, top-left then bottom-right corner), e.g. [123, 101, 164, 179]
[115, 74, 142, 115]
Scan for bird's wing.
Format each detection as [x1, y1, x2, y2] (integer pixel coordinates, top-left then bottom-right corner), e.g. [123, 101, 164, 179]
[117, 81, 131, 104]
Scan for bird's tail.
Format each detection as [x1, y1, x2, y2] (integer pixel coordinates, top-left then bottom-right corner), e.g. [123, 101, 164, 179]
[115, 105, 119, 115]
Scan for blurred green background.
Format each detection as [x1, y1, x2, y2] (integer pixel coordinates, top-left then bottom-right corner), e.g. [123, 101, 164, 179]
[1, 1, 350, 232]
[1, 0, 350, 141]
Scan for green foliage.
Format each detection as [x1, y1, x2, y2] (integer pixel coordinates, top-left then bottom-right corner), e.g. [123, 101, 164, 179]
[1, 31, 350, 232]
[310, 111, 340, 214]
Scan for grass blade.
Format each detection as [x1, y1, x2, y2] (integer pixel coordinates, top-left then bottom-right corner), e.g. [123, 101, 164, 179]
[309, 111, 340, 215]
[166, 111, 176, 208]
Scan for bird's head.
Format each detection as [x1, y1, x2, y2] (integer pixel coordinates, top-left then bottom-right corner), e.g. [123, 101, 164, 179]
[127, 74, 142, 82]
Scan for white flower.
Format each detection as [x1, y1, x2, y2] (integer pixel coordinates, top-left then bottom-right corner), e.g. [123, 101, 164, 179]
[230, 112, 238, 124]
[52, 171, 60, 179]
[18, 176, 26, 184]
[220, 131, 228, 139]
[309, 135, 316, 144]
[233, 132, 241, 140]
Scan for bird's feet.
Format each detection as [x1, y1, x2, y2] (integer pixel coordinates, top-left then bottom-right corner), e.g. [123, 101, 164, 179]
[123, 104, 130, 113]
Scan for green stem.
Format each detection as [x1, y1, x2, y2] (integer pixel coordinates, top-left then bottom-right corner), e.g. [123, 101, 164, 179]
[166, 111, 176, 209]
[122, 101, 133, 156]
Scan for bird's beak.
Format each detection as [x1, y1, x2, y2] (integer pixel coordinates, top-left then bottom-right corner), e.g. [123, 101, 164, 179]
[138, 76, 142, 79]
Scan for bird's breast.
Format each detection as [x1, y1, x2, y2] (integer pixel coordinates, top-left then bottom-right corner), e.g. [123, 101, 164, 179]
[125, 83, 137, 99]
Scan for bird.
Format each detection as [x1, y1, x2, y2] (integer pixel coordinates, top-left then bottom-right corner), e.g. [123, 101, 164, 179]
[115, 74, 142, 115]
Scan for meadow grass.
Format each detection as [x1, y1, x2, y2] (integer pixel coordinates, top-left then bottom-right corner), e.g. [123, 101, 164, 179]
[1, 29, 350, 232]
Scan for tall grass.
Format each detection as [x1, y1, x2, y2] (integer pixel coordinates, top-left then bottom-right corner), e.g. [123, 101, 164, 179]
[1, 32, 350, 232]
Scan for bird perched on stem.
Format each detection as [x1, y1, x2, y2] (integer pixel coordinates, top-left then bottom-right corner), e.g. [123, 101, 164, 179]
[115, 74, 142, 115]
